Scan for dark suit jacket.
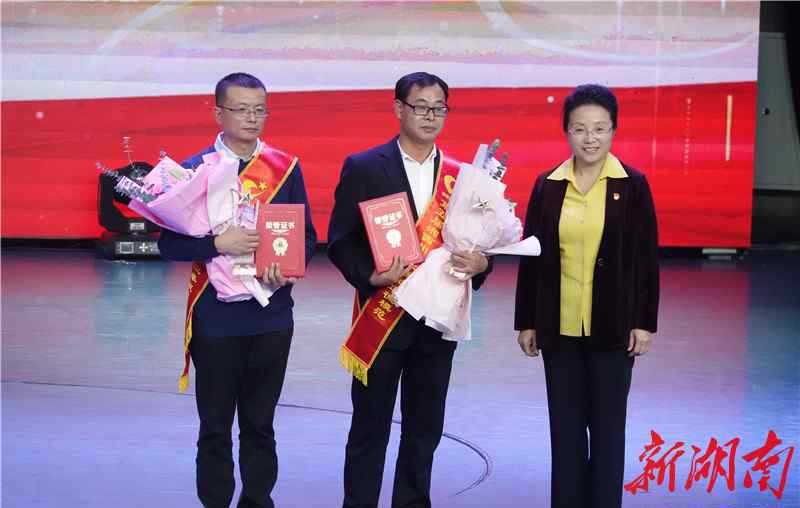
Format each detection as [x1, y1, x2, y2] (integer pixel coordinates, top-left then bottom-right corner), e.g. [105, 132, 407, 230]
[327, 137, 491, 349]
[514, 161, 659, 350]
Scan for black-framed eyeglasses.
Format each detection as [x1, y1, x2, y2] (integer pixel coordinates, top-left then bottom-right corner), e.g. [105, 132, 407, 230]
[217, 104, 269, 119]
[398, 100, 450, 118]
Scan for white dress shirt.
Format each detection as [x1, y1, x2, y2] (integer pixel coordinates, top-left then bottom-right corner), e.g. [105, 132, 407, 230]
[215, 132, 263, 162]
[397, 141, 436, 217]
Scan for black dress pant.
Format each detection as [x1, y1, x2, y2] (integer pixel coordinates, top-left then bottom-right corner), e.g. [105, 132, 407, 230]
[343, 317, 457, 508]
[190, 329, 293, 508]
[541, 337, 634, 508]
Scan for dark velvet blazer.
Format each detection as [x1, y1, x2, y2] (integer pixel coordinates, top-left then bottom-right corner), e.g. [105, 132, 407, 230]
[514, 161, 659, 350]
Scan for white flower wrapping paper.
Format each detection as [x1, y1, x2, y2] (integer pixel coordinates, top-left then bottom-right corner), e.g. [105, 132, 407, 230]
[393, 152, 541, 341]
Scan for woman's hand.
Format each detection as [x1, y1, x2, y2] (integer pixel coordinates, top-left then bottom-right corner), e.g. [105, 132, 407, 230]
[517, 329, 539, 357]
[627, 328, 652, 357]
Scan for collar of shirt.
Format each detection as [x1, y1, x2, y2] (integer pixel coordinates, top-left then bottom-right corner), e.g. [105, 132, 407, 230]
[397, 141, 437, 215]
[397, 141, 438, 167]
[214, 132, 263, 162]
[547, 153, 628, 182]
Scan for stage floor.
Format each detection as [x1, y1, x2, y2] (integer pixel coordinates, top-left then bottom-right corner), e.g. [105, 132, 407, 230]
[2, 248, 798, 507]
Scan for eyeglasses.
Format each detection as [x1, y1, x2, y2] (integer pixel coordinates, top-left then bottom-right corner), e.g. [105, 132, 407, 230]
[567, 125, 613, 139]
[399, 100, 450, 118]
[217, 105, 269, 119]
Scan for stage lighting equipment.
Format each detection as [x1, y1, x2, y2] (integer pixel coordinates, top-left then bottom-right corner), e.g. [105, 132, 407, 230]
[96, 161, 162, 258]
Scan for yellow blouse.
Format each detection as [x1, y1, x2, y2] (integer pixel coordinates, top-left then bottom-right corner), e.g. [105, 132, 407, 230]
[548, 154, 628, 337]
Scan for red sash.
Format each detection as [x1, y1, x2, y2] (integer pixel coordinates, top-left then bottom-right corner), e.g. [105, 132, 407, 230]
[339, 153, 461, 386]
[178, 145, 297, 392]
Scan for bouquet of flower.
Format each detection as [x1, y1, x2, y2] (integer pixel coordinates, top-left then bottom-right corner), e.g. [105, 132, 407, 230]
[393, 140, 541, 341]
[98, 147, 273, 306]
[105, 153, 212, 237]
[200, 151, 274, 306]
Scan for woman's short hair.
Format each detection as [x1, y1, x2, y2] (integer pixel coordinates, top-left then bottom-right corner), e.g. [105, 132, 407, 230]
[562, 84, 618, 132]
[395, 72, 450, 102]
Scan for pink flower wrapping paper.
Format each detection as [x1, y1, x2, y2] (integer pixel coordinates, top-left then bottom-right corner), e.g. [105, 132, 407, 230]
[126, 152, 274, 306]
[394, 149, 539, 341]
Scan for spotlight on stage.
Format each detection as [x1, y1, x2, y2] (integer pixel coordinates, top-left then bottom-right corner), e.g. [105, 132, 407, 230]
[97, 161, 162, 259]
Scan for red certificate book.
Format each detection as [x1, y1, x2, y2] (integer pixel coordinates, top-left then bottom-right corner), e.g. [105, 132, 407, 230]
[358, 192, 423, 272]
[255, 204, 306, 278]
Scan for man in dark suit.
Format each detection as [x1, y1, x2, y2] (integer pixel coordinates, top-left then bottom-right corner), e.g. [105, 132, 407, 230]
[327, 72, 491, 508]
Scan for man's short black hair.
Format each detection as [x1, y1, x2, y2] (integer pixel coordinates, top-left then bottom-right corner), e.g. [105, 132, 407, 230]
[394, 72, 450, 102]
[215, 73, 267, 105]
[562, 84, 618, 132]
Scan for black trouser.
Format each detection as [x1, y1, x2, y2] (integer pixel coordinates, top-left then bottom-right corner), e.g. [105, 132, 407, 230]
[343, 319, 457, 508]
[190, 329, 293, 508]
[541, 337, 634, 508]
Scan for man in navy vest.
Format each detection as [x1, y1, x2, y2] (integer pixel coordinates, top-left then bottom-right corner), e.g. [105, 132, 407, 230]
[159, 72, 316, 508]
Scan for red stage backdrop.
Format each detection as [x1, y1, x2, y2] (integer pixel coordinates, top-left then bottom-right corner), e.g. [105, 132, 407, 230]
[0, 2, 760, 247]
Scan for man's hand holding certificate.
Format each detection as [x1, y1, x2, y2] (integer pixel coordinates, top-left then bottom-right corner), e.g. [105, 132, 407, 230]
[368, 255, 407, 287]
[359, 192, 424, 273]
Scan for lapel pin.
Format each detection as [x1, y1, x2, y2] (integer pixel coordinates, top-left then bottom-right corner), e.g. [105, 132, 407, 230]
[613, 192, 620, 201]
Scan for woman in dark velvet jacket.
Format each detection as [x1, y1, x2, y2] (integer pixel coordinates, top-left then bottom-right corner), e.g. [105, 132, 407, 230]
[514, 84, 659, 508]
